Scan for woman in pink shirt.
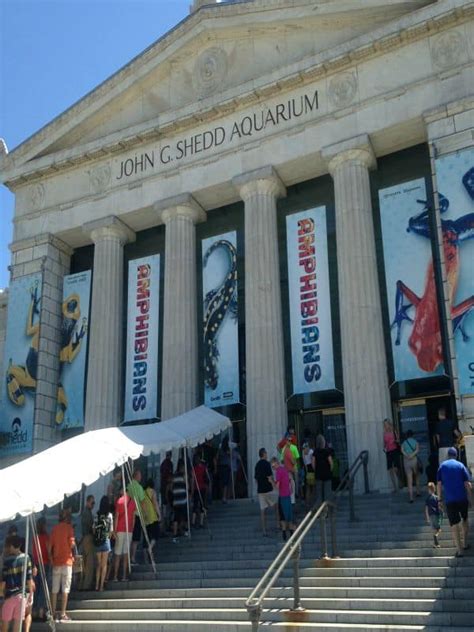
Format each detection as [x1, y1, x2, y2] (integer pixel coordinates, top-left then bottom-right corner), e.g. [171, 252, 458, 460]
[383, 418, 400, 493]
[271, 457, 295, 541]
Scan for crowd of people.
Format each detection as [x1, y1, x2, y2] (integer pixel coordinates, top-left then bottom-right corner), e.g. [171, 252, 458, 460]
[254, 426, 342, 541]
[382, 408, 472, 558]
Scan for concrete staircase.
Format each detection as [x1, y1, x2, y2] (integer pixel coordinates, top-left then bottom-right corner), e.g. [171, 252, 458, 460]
[32, 492, 473, 631]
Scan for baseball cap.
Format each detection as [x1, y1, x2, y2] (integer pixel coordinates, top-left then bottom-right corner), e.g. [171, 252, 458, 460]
[447, 446, 458, 458]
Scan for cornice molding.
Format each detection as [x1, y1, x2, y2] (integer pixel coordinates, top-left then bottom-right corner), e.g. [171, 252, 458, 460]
[2, 2, 473, 187]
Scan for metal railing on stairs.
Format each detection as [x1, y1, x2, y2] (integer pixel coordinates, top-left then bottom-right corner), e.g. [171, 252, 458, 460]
[245, 450, 369, 631]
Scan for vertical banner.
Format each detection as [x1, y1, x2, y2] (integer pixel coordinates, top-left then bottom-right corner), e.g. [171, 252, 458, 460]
[57, 270, 91, 429]
[202, 231, 239, 408]
[0, 273, 42, 456]
[379, 178, 443, 381]
[124, 255, 160, 422]
[435, 149, 474, 395]
[286, 207, 335, 394]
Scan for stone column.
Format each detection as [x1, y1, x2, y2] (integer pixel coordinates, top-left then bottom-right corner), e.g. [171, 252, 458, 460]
[83, 216, 135, 430]
[9, 235, 72, 456]
[322, 135, 392, 491]
[233, 166, 287, 496]
[156, 194, 206, 420]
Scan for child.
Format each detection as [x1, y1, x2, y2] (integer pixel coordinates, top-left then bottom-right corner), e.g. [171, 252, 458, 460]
[1, 535, 33, 632]
[271, 457, 295, 541]
[425, 482, 442, 548]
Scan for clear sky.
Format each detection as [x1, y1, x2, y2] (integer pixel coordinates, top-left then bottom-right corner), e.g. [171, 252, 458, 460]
[0, 0, 193, 290]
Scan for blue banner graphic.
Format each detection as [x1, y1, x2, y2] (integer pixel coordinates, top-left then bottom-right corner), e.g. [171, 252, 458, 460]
[379, 178, 444, 382]
[202, 231, 240, 408]
[124, 255, 160, 422]
[56, 271, 91, 429]
[435, 149, 474, 395]
[0, 274, 42, 456]
[286, 207, 335, 394]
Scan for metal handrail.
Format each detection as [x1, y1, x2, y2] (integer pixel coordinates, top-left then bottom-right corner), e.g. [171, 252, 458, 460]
[245, 450, 369, 631]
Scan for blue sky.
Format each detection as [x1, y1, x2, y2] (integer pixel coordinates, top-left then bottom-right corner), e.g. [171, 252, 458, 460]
[0, 0, 192, 289]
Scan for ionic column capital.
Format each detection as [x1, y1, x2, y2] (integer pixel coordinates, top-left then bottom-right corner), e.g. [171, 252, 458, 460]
[155, 193, 206, 226]
[322, 134, 376, 176]
[233, 166, 286, 202]
[83, 215, 135, 245]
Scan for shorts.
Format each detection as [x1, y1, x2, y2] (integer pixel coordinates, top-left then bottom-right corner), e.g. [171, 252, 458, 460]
[403, 457, 418, 474]
[258, 491, 277, 511]
[132, 516, 142, 542]
[386, 449, 399, 470]
[52, 565, 72, 594]
[146, 521, 160, 542]
[173, 505, 187, 523]
[446, 500, 469, 527]
[1, 594, 27, 622]
[114, 532, 132, 555]
[278, 496, 293, 523]
[95, 538, 111, 553]
[429, 513, 442, 530]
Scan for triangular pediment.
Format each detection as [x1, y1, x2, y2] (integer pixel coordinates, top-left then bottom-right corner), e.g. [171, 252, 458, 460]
[2, 0, 434, 176]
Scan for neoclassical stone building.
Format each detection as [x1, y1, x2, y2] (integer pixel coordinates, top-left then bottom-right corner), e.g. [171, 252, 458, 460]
[1, 0, 473, 492]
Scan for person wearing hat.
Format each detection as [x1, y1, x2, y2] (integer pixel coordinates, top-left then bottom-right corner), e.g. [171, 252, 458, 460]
[437, 446, 472, 557]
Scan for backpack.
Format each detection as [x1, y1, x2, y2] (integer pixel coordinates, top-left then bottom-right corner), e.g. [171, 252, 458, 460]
[93, 515, 108, 547]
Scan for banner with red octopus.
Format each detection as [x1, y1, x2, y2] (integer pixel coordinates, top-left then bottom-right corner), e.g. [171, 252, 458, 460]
[435, 148, 474, 395]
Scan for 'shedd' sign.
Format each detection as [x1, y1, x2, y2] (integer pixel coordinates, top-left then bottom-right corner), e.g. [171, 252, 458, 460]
[202, 231, 239, 408]
[379, 178, 443, 382]
[57, 270, 91, 429]
[286, 208, 335, 394]
[435, 149, 474, 395]
[0, 273, 42, 456]
[124, 255, 160, 422]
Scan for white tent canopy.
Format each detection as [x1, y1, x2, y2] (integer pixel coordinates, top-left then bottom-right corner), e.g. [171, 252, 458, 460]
[0, 406, 231, 524]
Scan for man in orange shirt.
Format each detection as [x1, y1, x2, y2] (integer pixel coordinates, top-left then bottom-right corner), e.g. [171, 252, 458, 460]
[50, 510, 75, 623]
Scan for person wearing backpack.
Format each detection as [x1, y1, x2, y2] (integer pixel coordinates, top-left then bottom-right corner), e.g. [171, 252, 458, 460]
[93, 496, 113, 592]
[401, 430, 421, 503]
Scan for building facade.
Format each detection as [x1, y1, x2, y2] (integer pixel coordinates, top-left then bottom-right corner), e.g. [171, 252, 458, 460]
[0, 0, 473, 493]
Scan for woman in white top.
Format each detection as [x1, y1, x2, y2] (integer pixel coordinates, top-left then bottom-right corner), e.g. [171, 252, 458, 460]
[401, 430, 420, 503]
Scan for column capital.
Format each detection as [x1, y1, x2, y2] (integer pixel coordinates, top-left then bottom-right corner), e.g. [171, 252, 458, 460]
[83, 215, 135, 245]
[155, 193, 206, 225]
[322, 134, 376, 175]
[233, 166, 286, 202]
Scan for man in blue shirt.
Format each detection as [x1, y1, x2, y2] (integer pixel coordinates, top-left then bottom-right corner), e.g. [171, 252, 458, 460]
[437, 446, 472, 557]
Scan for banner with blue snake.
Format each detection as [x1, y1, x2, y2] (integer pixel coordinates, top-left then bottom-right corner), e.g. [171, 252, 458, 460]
[435, 148, 474, 395]
[286, 207, 335, 394]
[202, 231, 239, 408]
[124, 254, 160, 422]
[0, 273, 42, 456]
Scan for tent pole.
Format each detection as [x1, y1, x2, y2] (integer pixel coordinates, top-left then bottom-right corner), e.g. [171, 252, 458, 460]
[20, 514, 30, 631]
[184, 447, 192, 540]
[121, 465, 131, 577]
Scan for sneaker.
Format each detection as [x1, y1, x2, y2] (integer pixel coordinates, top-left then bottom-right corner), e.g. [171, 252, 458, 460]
[59, 614, 72, 623]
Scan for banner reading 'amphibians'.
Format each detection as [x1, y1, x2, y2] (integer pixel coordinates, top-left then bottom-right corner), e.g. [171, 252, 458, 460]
[0, 273, 42, 456]
[435, 148, 474, 395]
[379, 178, 443, 382]
[57, 270, 91, 429]
[286, 208, 335, 394]
[202, 231, 239, 408]
[124, 255, 160, 422]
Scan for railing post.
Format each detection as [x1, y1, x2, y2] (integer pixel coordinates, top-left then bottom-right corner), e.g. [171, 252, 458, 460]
[247, 602, 262, 632]
[329, 505, 338, 558]
[363, 452, 370, 494]
[320, 509, 329, 559]
[291, 543, 304, 611]
[349, 478, 356, 522]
